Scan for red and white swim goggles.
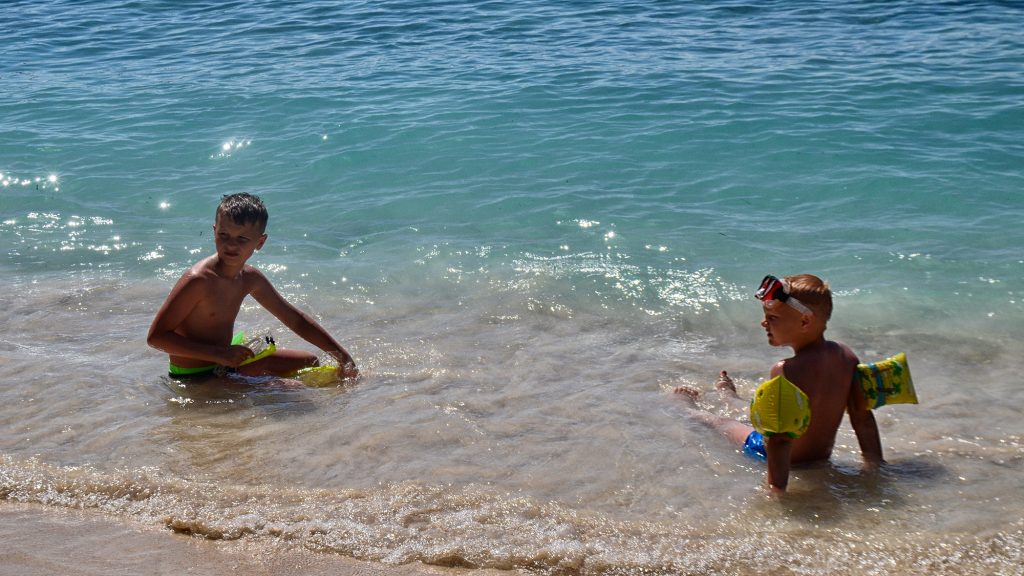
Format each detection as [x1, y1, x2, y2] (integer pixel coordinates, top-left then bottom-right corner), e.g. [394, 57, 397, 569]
[755, 275, 812, 315]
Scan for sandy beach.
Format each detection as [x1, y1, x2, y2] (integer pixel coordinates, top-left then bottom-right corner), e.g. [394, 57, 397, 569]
[0, 503, 511, 576]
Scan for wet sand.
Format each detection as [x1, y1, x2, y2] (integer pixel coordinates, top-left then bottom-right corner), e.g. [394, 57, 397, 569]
[0, 503, 513, 576]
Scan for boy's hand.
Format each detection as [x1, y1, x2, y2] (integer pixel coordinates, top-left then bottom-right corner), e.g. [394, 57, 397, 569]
[336, 362, 359, 381]
[221, 344, 256, 367]
[327, 350, 359, 380]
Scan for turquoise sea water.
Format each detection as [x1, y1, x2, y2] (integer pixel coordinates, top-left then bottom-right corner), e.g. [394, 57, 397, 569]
[3, 1, 1023, 574]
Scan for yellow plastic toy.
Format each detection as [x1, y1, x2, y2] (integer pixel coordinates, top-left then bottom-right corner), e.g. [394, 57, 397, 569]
[857, 352, 917, 409]
[290, 365, 341, 387]
[239, 333, 345, 387]
[238, 333, 276, 366]
[749, 375, 811, 438]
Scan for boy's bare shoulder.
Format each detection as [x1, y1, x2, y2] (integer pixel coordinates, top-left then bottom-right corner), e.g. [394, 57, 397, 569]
[239, 263, 272, 285]
[185, 254, 218, 274]
[828, 339, 860, 365]
[784, 340, 858, 378]
[174, 257, 220, 287]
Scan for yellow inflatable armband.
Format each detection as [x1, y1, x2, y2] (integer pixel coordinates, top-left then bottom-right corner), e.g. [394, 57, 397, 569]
[857, 352, 917, 409]
[749, 375, 811, 439]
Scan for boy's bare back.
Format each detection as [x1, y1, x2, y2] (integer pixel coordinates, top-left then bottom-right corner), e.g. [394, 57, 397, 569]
[774, 339, 859, 462]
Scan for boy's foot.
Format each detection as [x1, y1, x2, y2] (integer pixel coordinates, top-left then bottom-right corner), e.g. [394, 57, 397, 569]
[715, 370, 740, 400]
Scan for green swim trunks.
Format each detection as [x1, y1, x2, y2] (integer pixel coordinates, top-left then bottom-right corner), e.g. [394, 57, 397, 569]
[167, 363, 230, 378]
[167, 331, 244, 378]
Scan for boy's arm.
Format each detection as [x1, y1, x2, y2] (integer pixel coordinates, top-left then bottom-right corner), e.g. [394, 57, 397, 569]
[147, 273, 253, 366]
[847, 377, 885, 470]
[250, 273, 358, 373]
[763, 361, 792, 492]
[765, 434, 793, 493]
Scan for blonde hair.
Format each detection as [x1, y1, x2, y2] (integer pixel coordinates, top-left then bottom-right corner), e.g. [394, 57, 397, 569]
[785, 274, 833, 321]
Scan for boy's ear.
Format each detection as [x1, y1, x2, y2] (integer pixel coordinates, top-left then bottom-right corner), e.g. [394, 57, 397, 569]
[798, 312, 815, 330]
[255, 234, 268, 251]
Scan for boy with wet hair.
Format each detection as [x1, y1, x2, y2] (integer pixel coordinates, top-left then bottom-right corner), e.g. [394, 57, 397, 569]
[148, 192, 358, 380]
[675, 274, 883, 493]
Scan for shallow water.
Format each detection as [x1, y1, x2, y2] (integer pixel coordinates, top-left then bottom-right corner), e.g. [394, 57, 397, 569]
[3, 1, 1024, 573]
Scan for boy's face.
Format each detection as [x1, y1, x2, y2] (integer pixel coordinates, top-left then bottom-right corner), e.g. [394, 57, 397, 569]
[760, 301, 806, 347]
[213, 214, 267, 266]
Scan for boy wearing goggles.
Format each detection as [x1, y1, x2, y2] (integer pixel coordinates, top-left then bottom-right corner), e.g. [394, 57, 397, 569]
[675, 274, 884, 493]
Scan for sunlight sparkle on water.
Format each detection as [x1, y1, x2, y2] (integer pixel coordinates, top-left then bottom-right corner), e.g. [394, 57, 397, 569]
[214, 138, 252, 158]
[0, 171, 59, 190]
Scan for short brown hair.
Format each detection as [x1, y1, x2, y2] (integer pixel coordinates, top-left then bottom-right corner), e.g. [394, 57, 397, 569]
[216, 192, 268, 232]
[785, 274, 833, 320]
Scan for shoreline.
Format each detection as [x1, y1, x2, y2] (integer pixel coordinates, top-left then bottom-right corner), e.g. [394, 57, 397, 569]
[0, 502, 511, 576]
